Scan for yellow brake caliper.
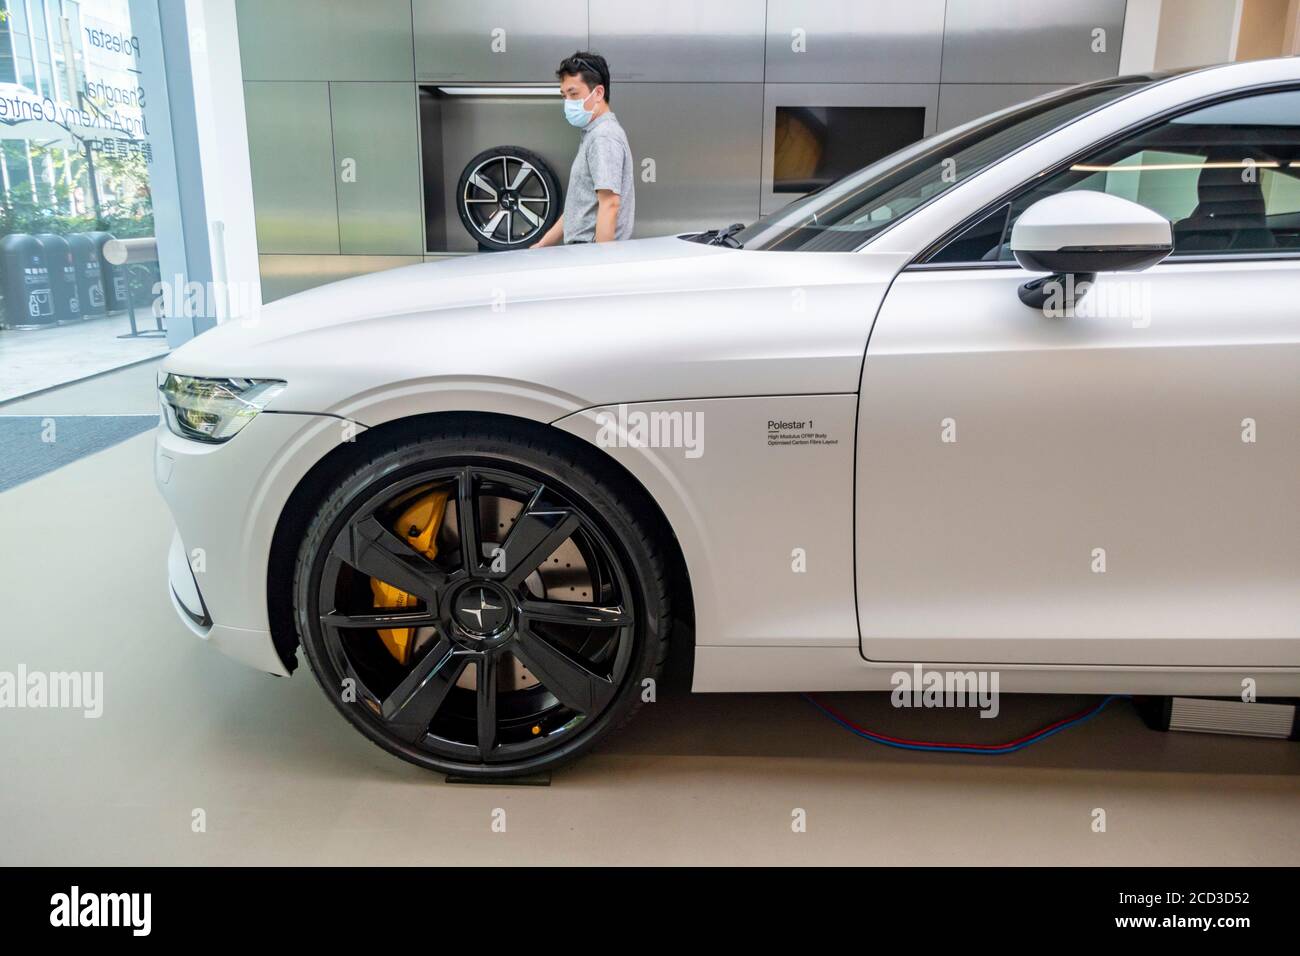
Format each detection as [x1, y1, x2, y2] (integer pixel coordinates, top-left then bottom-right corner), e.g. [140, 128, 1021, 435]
[370, 489, 450, 665]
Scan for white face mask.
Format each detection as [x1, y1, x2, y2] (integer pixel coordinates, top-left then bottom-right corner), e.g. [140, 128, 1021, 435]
[564, 89, 597, 128]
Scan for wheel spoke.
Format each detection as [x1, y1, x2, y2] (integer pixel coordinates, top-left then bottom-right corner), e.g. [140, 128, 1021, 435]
[520, 600, 630, 628]
[494, 486, 580, 588]
[516, 203, 542, 228]
[468, 173, 497, 200]
[381, 637, 465, 743]
[322, 609, 439, 629]
[332, 515, 447, 604]
[513, 624, 616, 715]
[456, 468, 481, 574]
[480, 209, 507, 238]
[476, 653, 498, 758]
[508, 162, 534, 191]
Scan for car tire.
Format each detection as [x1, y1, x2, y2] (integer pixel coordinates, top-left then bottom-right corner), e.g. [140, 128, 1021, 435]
[456, 145, 563, 252]
[292, 423, 671, 778]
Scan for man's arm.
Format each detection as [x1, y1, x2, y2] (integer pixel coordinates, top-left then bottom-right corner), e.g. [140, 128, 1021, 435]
[594, 190, 621, 243]
[531, 216, 565, 248]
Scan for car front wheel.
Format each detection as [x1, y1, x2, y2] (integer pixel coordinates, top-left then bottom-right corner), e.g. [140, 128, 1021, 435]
[292, 425, 671, 778]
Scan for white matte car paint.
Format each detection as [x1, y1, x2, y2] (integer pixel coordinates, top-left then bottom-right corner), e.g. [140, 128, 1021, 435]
[555, 395, 860, 650]
[1009, 189, 1174, 253]
[857, 258, 1300, 668]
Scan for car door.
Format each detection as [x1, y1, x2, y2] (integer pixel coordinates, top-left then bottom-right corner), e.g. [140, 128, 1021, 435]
[856, 87, 1300, 668]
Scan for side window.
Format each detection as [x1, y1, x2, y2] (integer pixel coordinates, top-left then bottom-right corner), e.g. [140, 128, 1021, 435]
[927, 88, 1300, 263]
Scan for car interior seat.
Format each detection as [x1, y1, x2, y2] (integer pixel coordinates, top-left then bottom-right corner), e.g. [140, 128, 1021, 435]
[1172, 162, 1278, 252]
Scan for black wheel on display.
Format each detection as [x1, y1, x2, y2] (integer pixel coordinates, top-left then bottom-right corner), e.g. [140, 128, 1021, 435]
[456, 146, 562, 251]
[293, 425, 671, 778]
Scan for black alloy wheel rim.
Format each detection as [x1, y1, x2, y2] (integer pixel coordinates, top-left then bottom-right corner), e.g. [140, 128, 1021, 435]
[315, 464, 636, 765]
[462, 155, 553, 246]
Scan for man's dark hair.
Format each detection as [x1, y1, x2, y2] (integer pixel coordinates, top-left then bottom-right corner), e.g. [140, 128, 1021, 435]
[557, 51, 611, 104]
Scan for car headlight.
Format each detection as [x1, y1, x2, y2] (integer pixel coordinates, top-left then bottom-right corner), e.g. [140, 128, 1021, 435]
[158, 373, 286, 443]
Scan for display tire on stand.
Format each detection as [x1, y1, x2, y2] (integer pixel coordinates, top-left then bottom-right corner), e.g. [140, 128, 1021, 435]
[456, 146, 562, 252]
[293, 423, 672, 778]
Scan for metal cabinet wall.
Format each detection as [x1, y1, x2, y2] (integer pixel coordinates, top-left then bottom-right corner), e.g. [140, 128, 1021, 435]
[764, 0, 947, 84]
[237, 0, 1133, 298]
[590, 0, 767, 83]
[615, 83, 765, 236]
[245, 81, 424, 256]
[414, 0, 588, 82]
[940, 0, 1126, 83]
[330, 83, 425, 255]
[244, 82, 339, 254]
[236, 0, 415, 81]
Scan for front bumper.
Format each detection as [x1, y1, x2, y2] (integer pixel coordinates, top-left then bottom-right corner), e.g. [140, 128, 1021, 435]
[155, 409, 365, 676]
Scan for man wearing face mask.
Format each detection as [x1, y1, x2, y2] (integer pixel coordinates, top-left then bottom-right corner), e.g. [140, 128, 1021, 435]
[531, 52, 635, 246]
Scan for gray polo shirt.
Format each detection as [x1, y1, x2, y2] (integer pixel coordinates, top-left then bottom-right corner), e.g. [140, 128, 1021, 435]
[563, 112, 635, 243]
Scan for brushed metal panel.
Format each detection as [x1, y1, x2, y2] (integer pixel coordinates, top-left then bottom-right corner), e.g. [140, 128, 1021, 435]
[1168, 698, 1296, 738]
[764, 0, 946, 83]
[759, 84, 939, 217]
[936, 83, 1065, 131]
[244, 82, 340, 255]
[330, 83, 424, 255]
[418, 89, 448, 252]
[433, 92, 579, 253]
[941, 0, 1126, 84]
[612, 83, 763, 237]
[235, 0, 414, 81]
[589, 0, 766, 83]
[259, 255, 422, 302]
[414, 0, 587, 82]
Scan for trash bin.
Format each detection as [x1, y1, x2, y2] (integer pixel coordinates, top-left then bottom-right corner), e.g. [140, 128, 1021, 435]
[86, 231, 129, 313]
[0, 233, 55, 329]
[35, 233, 81, 324]
[67, 233, 107, 318]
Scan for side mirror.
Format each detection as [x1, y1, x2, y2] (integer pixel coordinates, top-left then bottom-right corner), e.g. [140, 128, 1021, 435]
[1010, 191, 1173, 309]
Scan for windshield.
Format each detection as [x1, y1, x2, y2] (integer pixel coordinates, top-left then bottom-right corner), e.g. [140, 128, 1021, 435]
[732, 77, 1165, 253]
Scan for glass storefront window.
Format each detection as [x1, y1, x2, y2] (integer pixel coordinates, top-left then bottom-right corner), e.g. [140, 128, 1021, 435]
[0, 0, 181, 400]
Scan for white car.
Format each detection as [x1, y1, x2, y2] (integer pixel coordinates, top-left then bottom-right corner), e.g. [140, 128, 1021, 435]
[157, 58, 1300, 777]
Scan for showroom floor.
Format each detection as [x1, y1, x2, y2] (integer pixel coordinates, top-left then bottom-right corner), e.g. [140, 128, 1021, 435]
[0, 363, 1296, 865]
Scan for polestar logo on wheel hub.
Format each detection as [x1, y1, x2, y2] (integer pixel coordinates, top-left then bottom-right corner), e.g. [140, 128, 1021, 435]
[450, 583, 513, 639]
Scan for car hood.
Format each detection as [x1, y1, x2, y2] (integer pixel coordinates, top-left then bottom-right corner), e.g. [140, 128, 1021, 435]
[179, 237, 725, 353]
[165, 235, 907, 423]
